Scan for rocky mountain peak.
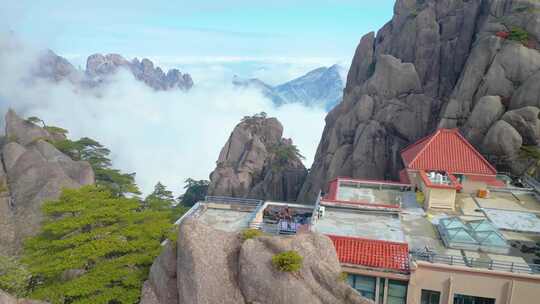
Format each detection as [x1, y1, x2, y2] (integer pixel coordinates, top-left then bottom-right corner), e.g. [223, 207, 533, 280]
[233, 65, 345, 110]
[0, 110, 95, 255]
[85, 53, 194, 91]
[299, 0, 540, 202]
[25, 48, 194, 91]
[208, 114, 307, 202]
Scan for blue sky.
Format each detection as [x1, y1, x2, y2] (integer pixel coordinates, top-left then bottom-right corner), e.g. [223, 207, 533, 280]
[4, 0, 394, 66]
[1, 1, 397, 193]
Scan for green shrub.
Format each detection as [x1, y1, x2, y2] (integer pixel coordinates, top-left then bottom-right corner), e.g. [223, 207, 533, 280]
[241, 229, 264, 241]
[271, 251, 303, 272]
[0, 255, 31, 297]
[0, 182, 7, 193]
[339, 271, 348, 282]
[508, 26, 529, 44]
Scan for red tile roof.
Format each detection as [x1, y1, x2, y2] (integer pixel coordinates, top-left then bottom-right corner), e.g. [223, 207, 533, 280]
[401, 129, 497, 175]
[328, 235, 409, 272]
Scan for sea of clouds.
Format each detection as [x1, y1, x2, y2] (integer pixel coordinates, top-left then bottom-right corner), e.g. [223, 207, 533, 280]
[0, 33, 328, 195]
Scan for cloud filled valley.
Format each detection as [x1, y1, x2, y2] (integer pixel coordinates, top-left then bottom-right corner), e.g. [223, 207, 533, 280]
[0, 34, 327, 195]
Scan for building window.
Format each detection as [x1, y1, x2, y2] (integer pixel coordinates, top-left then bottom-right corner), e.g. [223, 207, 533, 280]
[379, 278, 386, 304]
[347, 274, 376, 300]
[387, 280, 407, 304]
[453, 294, 495, 304]
[421, 290, 441, 304]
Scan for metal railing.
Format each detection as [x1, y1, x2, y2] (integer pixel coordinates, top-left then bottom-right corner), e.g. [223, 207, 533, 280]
[204, 196, 263, 206]
[411, 251, 540, 275]
[174, 202, 201, 225]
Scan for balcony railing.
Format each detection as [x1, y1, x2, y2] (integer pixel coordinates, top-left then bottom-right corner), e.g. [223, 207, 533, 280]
[204, 196, 263, 207]
[411, 251, 540, 275]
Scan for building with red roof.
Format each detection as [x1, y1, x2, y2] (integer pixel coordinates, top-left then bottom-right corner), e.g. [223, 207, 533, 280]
[400, 129, 503, 210]
[328, 235, 409, 273]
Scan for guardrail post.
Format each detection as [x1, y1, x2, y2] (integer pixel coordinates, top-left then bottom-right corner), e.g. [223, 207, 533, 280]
[510, 262, 514, 273]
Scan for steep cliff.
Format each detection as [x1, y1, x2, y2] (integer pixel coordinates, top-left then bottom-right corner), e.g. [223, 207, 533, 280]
[299, 0, 540, 202]
[208, 114, 307, 202]
[140, 219, 371, 304]
[0, 110, 95, 255]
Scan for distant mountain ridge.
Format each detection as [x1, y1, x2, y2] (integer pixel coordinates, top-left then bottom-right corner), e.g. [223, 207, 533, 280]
[34, 49, 193, 91]
[233, 64, 346, 110]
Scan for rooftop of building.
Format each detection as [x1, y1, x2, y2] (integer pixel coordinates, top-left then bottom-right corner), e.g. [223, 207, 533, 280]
[401, 188, 540, 273]
[175, 196, 262, 232]
[178, 175, 540, 276]
[321, 177, 411, 211]
[401, 128, 497, 176]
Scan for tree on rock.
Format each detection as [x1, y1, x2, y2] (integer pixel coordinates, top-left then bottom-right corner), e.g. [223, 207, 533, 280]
[179, 178, 209, 207]
[23, 186, 173, 304]
[54, 136, 140, 197]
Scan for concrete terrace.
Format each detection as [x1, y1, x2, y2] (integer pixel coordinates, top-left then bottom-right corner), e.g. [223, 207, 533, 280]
[312, 209, 405, 242]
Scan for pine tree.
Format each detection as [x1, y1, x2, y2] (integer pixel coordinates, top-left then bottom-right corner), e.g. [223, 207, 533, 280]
[23, 186, 173, 304]
[144, 182, 175, 211]
[179, 178, 209, 207]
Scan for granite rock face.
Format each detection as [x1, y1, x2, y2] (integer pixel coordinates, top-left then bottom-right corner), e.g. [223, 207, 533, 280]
[299, 0, 540, 202]
[0, 110, 94, 255]
[140, 219, 372, 304]
[208, 115, 307, 202]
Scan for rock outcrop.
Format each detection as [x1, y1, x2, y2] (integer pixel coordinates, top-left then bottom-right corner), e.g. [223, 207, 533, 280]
[0, 290, 48, 304]
[85, 54, 193, 91]
[208, 115, 307, 202]
[140, 219, 371, 304]
[299, 0, 540, 202]
[0, 110, 95, 255]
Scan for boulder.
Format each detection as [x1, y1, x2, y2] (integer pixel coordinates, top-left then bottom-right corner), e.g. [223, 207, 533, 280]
[482, 120, 523, 158]
[502, 106, 540, 145]
[511, 69, 540, 109]
[239, 233, 370, 304]
[140, 219, 372, 304]
[365, 55, 422, 98]
[176, 219, 245, 304]
[463, 96, 505, 146]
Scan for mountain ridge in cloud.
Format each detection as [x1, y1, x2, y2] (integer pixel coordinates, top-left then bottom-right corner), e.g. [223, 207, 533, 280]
[0, 32, 327, 196]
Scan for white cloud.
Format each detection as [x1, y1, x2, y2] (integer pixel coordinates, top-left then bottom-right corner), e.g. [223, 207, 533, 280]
[0, 36, 327, 196]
